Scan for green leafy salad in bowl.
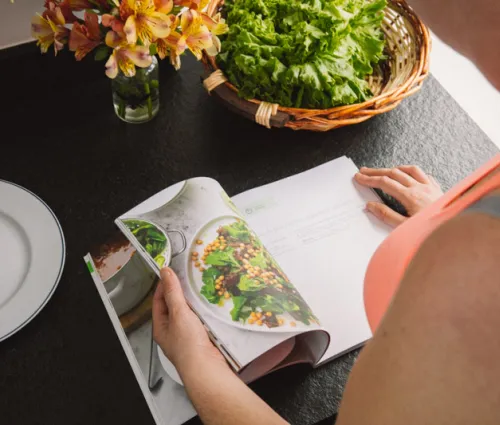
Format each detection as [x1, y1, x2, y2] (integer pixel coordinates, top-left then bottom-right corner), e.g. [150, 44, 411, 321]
[190, 219, 318, 329]
[123, 219, 168, 268]
[217, 0, 387, 109]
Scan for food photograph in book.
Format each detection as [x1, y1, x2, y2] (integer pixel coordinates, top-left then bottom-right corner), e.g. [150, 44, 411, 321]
[189, 217, 319, 331]
[118, 178, 320, 333]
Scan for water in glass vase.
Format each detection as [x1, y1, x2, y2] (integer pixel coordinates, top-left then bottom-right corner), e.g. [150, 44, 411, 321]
[112, 56, 160, 123]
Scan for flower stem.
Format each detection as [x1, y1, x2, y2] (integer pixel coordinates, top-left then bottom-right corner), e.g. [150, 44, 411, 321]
[139, 67, 153, 119]
[144, 80, 152, 119]
[118, 99, 126, 119]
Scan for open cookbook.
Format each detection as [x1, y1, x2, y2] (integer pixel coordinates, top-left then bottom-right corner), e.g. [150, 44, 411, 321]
[84, 156, 391, 425]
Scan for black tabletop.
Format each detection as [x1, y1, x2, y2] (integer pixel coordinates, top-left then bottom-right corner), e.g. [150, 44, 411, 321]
[0, 44, 497, 425]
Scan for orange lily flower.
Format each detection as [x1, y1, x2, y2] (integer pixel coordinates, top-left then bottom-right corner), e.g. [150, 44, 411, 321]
[31, 6, 69, 54]
[156, 15, 183, 69]
[173, 0, 208, 11]
[44, 0, 78, 23]
[201, 12, 228, 56]
[64, 0, 112, 11]
[104, 30, 153, 78]
[179, 9, 212, 60]
[102, 13, 125, 33]
[65, 0, 91, 8]
[157, 33, 183, 69]
[201, 12, 228, 36]
[69, 11, 101, 60]
[154, 0, 173, 13]
[121, 0, 172, 46]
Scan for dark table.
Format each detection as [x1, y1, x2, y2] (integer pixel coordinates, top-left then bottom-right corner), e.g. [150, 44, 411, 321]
[0, 44, 497, 425]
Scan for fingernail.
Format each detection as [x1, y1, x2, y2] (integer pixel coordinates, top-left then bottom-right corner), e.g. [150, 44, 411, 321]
[355, 172, 362, 179]
[161, 267, 172, 276]
[366, 202, 375, 212]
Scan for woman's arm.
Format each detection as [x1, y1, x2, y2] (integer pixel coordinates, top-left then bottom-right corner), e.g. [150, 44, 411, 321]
[336, 200, 500, 425]
[152, 268, 288, 425]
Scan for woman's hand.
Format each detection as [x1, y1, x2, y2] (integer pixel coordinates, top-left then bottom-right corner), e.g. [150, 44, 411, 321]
[355, 165, 444, 227]
[153, 268, 288, 425]
[152, 267, 226, 373]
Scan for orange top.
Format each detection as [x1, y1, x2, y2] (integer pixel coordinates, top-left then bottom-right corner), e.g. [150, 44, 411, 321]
[364, 154, 500, 333]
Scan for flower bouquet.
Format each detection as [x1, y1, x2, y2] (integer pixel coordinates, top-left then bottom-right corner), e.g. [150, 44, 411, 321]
[31, 0, 228, 122]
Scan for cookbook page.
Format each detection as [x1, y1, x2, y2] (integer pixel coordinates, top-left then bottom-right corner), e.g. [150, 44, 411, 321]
[232, 156, 392, 364]
[83, 253, 197, 425]
[116, 178, 328, 370]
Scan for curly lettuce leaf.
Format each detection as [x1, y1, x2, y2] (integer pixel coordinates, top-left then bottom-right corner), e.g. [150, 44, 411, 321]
[218, 0, 387, 108]
[238, 275, 266, 292]
[205, 249, 240, 270]
[230, 295, 250, 321]
[251, 295, 285, 314]
[200, 268, 223, 304]
[249, 252, 269, 269]
[224, 221, 252, 242]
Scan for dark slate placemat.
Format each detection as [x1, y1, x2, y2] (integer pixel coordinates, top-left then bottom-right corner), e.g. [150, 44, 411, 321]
[0, 46, 497, 425]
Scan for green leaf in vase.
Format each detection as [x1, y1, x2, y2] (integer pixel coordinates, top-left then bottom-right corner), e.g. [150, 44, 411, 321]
[94, 45, 111, 61]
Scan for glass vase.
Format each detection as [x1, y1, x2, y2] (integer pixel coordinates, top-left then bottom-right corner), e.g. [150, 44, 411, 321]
[111, 56, 160, 124]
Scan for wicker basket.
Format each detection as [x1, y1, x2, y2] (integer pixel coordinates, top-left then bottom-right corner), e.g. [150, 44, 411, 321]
[202, 0, 430, 131]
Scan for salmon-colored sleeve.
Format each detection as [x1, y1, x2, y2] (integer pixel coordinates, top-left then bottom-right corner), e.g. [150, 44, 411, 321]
[364, 154, 500, 333]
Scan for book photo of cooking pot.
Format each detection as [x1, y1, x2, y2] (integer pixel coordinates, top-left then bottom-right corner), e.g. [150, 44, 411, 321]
[121, 218, 187, 271]
[91, 234, 156, 317]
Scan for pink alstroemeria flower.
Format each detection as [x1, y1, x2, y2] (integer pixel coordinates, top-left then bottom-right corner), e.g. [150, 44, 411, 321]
[104, 30, 153, 78]
[31, 6, 69, 54]
[69, 11, 102, 60]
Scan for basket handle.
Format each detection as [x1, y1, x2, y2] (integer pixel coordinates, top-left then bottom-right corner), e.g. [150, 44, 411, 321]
[202, 71, 291, 128]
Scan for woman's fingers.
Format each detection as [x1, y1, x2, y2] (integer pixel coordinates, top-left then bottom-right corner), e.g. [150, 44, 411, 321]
[428, 174, 440, 187]
[359, 167, 415, 187]
[366, 202, 407, 227]
[355, 172, 408, 200]
[397, 165, 430, 184]
[152, 282, 169, 343]
[160, 267, 188, 313]
[356, 165, 441, 225]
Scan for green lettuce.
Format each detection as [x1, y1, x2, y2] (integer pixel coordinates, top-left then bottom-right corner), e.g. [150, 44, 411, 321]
[205, 249, 240, 270]
[200, 268, 222, 304]
[217, 0, 387, 108]
[238, 275, 267, 292]
[230, 295, 249, 321]
[248, 252, 269, 269]
[224, 221, 252, 242]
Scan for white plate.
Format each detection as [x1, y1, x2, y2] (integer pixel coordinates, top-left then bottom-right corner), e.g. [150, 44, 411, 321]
[186, 216, 319, 333]
[0, 180, 65, 342]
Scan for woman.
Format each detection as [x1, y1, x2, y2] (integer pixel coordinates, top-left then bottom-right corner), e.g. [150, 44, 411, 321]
[154, 164, 500, 425]
[153, 0, 500, 422]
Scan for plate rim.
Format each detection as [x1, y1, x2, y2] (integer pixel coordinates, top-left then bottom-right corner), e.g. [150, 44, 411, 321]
[0, 179, 66, 342]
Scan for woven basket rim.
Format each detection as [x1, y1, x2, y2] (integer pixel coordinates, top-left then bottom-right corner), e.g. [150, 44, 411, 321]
[202, 0, 430, 115]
